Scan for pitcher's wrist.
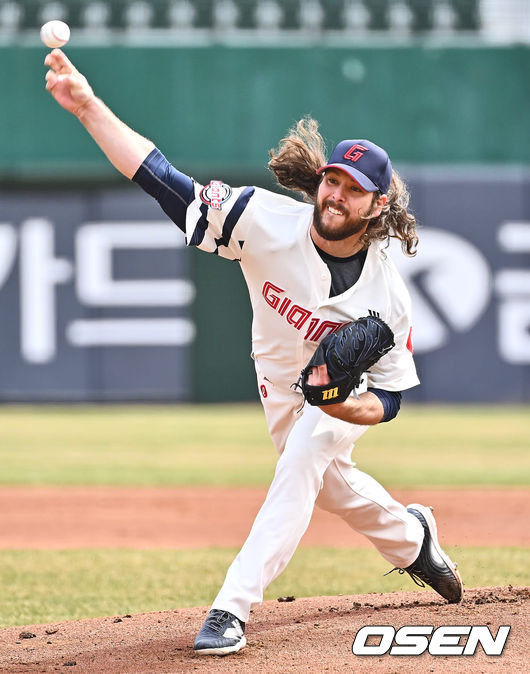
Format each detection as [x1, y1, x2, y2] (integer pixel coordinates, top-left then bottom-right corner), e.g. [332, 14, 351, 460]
[75, 94, 98, 121]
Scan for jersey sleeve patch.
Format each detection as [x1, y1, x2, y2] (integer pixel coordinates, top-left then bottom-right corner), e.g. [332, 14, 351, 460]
[200, 181, 232, 210]
[186, 184, 255, 260]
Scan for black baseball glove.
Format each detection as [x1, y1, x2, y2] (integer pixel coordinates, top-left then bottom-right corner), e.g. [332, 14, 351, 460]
[295, 316, 395, 406]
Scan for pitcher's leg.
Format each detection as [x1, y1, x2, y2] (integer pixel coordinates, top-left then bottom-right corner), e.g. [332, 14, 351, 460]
[315, 453, 423, 568]
[212, 405, 368, 622]
[315, 455, 463, 602]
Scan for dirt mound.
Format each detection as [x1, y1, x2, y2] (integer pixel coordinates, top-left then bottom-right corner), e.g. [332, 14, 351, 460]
[0, 586, 527, 673]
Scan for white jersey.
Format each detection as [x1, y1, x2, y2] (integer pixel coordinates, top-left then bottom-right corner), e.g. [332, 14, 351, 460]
[181, 180, 430, 624]
[186, 182, 419, 395]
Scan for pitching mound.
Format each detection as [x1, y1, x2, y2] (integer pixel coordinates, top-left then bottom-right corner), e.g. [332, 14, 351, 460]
[0, 586, 527, 672]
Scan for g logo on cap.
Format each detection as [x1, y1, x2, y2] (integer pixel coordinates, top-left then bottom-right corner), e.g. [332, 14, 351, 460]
[344, 144, 368, 163]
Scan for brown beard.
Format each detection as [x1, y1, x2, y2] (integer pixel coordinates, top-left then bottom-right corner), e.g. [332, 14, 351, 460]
[312, 200, 368, 242]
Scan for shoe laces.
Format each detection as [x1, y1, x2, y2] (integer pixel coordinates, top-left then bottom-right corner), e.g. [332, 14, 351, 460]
[384, 567, 426, 589]
[204, 610, 234, 634]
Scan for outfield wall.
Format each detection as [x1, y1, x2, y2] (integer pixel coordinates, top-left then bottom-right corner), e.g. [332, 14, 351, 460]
[1, 169, 529, 403]
[1, 45, 529, 182]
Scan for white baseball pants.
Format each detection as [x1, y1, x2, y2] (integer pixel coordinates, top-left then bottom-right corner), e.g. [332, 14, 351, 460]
[211, 371, 424, 623]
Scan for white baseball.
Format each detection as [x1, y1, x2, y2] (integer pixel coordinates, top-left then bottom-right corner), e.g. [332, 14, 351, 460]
[40, 20, 70, 48]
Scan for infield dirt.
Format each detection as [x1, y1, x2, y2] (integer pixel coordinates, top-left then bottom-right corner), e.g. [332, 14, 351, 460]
[0, 486, 528, 548]
[0, 587, 527, 672]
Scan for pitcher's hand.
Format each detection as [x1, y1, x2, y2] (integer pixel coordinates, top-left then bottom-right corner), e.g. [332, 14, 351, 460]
[306, 364, 330, 386]
[44, 49, 95, 117]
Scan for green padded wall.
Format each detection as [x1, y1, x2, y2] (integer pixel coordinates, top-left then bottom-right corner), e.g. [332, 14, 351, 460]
[2, 45, 529, 183]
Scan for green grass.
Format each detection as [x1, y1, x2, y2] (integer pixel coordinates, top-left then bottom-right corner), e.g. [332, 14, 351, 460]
[0, 404, 528, 487]
[1, 546, 528, 627]
[353, 404, 530, 487]
[0, 404, 274, 486]
[0, 404, 527, 628]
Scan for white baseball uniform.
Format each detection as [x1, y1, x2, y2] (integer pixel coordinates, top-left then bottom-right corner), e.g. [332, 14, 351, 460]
[180, 181, 424, 622]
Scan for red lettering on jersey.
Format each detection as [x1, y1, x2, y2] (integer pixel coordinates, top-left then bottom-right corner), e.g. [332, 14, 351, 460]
[311, 320, 342, 342]
[286, 305, 311, 330]
[278, 297, 291, 316]
[260, 384, 268, 398]
[344, 144, 368, 163]
[262, 281, 285, 309]
[304, 317, 320, 340]
[406, 326, 414, 354]
[261, 280, 349, 341]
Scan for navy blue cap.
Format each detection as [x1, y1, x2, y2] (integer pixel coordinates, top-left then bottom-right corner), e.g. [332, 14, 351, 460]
[317, 139, 392, 194]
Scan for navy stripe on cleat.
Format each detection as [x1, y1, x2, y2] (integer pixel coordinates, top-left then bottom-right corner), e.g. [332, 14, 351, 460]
[193, 609, 246, 656]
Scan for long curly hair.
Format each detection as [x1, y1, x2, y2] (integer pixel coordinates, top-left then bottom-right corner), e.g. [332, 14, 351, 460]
[268, 117, 419, 256]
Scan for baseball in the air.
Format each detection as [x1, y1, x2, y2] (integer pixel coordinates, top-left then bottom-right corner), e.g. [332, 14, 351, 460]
[40, 20, 70, 48]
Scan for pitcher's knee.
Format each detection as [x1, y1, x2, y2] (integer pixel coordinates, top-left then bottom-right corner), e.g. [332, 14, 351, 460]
[285, 432, 336, 467]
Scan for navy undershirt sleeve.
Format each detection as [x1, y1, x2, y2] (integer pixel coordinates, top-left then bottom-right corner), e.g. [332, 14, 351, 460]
[368, 388, 402, 423]
[132, 147, 194, 233]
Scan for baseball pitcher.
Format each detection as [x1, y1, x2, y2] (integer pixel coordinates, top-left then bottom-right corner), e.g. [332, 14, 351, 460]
[44, 49, 463, 656]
